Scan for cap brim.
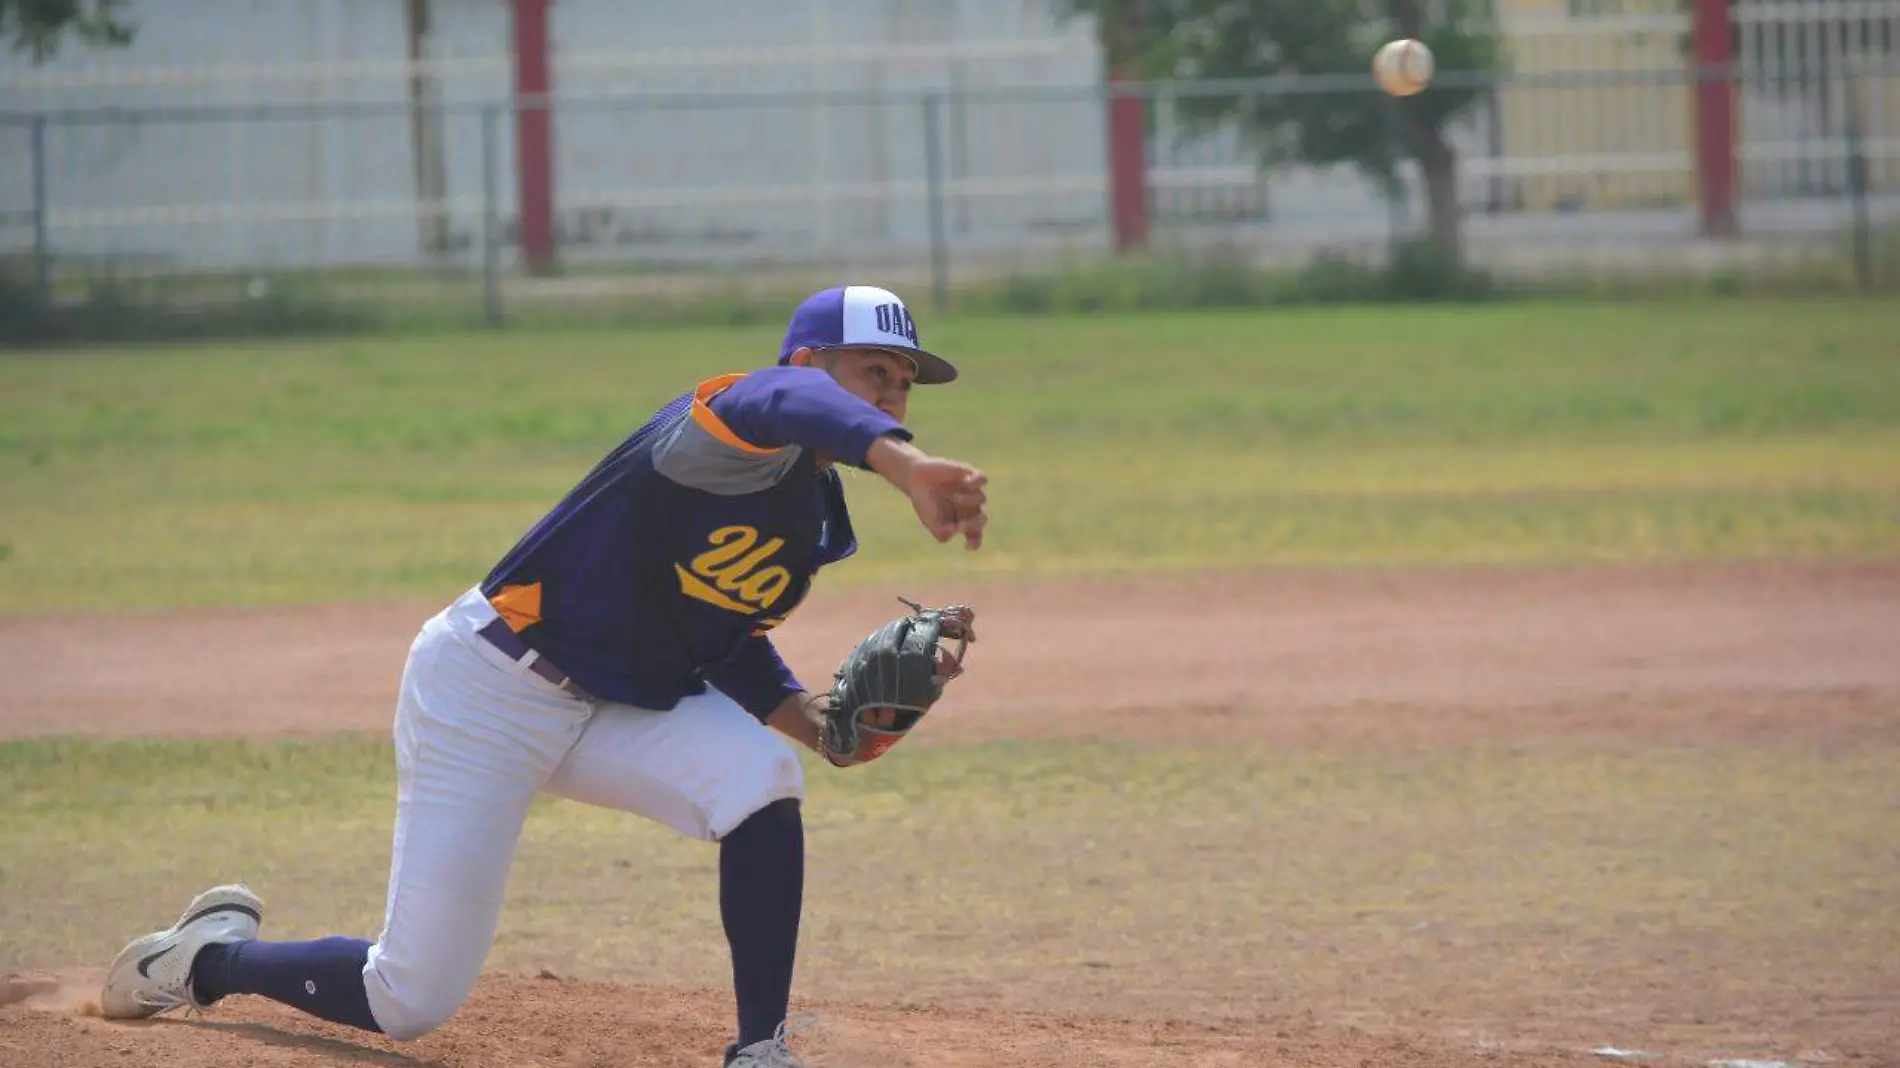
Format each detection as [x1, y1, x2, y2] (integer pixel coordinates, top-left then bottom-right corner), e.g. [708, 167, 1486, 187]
[820, 344, 958, 385]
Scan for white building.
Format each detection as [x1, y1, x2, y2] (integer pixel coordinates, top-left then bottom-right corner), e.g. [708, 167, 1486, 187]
[0, 0, 1113, 271]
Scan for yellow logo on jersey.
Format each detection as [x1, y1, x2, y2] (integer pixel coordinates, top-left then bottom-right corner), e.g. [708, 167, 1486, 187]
[675, 525, 794, 616]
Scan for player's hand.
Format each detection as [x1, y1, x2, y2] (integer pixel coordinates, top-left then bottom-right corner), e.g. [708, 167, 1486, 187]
[903, 457, 987, 550]
[867, 438, 988, 550]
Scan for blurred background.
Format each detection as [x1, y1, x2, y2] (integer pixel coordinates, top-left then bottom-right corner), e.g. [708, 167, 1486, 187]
[2, 0, 1896, 339]
[5, 8, 1899, 1065]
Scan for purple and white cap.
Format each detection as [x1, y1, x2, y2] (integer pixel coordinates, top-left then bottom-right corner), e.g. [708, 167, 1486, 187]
[777, 285, 958, 385]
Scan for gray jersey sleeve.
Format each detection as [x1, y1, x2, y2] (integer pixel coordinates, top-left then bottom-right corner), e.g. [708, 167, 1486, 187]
[651, 412, 806, 495]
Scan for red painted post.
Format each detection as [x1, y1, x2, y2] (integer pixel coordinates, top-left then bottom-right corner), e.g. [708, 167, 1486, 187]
[512, 0, 556, 271]
[1107, 70, 1148, 254]
[1692, 0, 1737, 237]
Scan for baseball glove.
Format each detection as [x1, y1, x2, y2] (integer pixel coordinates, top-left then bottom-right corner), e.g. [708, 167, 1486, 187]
[819, 597, 976, 767]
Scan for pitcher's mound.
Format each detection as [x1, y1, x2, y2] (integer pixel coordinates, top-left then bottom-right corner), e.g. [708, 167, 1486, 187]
[1, 972, 1606, 1068]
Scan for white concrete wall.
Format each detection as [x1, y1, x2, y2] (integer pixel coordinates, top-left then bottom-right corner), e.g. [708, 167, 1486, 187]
[0, 0, 1105, 270]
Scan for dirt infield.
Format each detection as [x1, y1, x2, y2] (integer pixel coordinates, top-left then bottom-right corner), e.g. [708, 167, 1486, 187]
[6, 562, 1898, 746]
[4, 562, 1899, 1067]
[4, 971, 1616, 1068]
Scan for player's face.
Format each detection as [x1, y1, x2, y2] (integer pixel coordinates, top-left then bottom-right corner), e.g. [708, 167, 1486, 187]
[817, 348, 915, 421]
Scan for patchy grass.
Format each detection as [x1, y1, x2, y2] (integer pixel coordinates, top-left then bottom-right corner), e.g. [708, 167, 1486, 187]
[2, 731, 1896, 1042]
[3, 300, 1899, 612]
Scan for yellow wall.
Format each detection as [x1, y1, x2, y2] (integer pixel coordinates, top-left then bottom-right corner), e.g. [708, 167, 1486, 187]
[1494, 0, 1698, 211]
[1491, 0, 1900, 208]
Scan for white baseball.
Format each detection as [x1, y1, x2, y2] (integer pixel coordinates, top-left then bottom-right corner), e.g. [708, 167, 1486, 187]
[1373, 38, 1434, 97]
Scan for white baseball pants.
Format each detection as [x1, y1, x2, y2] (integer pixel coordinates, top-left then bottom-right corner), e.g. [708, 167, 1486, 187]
[360, 587, 805, 1040]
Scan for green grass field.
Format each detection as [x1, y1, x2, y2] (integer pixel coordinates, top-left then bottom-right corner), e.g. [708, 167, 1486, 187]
[5, 300, 1899, 1059]
[5, 732, 1897, 1028]
[4, 300, 1898, 613]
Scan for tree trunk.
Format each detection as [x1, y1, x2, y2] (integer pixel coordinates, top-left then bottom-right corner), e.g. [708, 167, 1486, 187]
[1401, 113, 1463, 262]
[1385, 0, 1461, 260]
[1418, 131, 1461, 262]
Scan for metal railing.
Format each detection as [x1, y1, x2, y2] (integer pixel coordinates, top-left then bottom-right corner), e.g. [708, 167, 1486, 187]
[3, 63, 1897, 326]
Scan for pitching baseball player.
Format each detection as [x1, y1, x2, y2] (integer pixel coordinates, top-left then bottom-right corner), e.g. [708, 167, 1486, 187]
[98, 285, 987, 1068]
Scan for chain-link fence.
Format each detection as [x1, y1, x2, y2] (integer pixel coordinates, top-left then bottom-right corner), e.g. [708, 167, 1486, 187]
[3, 61, 1898, 334]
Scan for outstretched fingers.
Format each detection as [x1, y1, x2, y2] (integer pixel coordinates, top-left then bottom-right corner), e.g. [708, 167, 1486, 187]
[910, 459, 989, 547]
[956, 505, 987, 550]
[950, 471, 988, 550]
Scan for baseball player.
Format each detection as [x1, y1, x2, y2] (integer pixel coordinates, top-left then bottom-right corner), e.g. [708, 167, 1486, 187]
[97, 285, 988, 1068]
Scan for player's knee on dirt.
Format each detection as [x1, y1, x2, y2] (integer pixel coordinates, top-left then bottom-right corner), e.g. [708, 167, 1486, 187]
[369, 985, 467, 1042]
[364, 949, 481, 1041]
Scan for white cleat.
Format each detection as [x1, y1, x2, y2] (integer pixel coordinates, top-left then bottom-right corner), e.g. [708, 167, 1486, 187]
[725, 1038, 810, 1068]
[724, 1013, 818, 1067]
[99, 884, 264, 1020]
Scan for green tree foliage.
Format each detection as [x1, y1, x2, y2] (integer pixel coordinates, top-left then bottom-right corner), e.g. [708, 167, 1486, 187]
[1, 0, 136, 63]
[1060, 0, 1505, 260]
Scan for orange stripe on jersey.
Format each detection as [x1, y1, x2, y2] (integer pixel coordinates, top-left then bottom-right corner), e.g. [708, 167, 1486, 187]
[691, 374, 784, 456]
[489, 582, 543, 633]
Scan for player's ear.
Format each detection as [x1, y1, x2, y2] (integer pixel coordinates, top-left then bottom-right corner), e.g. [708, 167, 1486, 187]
[787, 347, 816, 369]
